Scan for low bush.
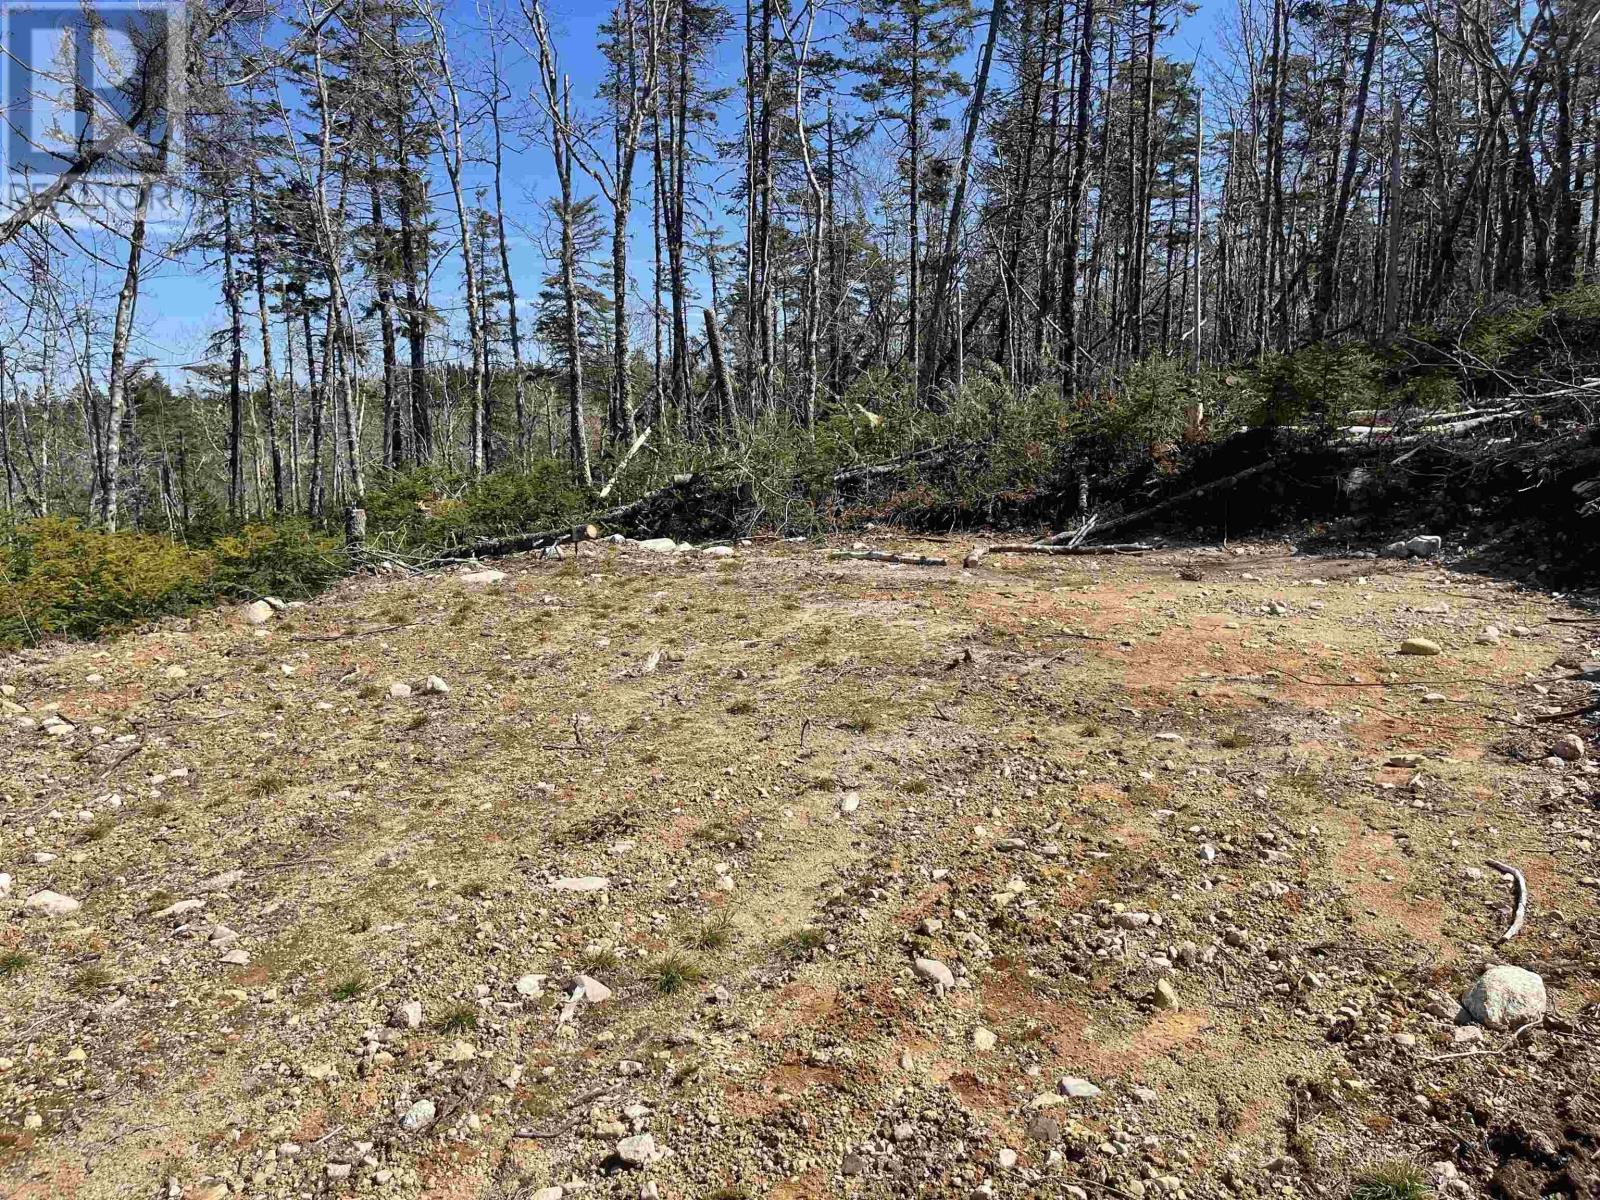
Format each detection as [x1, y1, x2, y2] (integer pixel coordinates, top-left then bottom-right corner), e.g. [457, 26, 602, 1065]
[0, 517, 213, 649]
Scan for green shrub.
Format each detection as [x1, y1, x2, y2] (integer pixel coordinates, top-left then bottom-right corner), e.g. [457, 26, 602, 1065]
[0, 517, 213, 649]
[210, 520, 346, 598]
[1252, 345, 1384, 428]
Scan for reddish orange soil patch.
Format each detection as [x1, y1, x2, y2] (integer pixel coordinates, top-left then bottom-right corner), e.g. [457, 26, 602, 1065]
[771, 1167, 830, 1198]
[725, 1062, 843, 1119]
[1330, 815, 1455, 959]
[757, 982, 840, 1040]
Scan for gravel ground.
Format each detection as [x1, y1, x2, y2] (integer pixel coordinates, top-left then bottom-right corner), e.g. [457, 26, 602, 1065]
[2, 535, 1597, 1200]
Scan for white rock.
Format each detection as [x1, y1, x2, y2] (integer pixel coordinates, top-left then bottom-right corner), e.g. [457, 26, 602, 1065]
[636, 538, 679, 554]
[530, 1190, 564, 1200]
[839, 791, 861, 814]
[399, 1099, 436, 1132]
[702, 545, 734, 557]
[515, 974, 546, 998]
[391, 1001, 423, 1029]
[1406, 535, 1442, 558]
[616, 1132, 657, 1166]
[220, 949, 251, 966]
[913, 957, 955, 990]
[460, 569, 507, 585]
[972, 1027, 997, 1051]
[573, 974, 612, 1003]
[1058, 1076, 1101, 1099]
[199, 869, 245, 892]
[551, 876, 608, 893]
[24, 889, 80, 917]
[388, 682, 413, 699]
[241, 600, 276, 625]
[423, 676, 451, 695]
[1460, 965, 1546, 1030]
[0, 873, 10, 898]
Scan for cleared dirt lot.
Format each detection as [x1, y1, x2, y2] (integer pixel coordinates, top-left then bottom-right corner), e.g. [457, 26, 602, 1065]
[3, 537, 1597, 1200]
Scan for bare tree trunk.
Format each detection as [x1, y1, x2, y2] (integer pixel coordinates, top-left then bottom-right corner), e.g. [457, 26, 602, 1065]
[100, 179, 153, 530]
[922, 0, 1006, 392]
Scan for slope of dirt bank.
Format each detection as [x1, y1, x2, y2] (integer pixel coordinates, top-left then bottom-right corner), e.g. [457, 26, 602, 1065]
[2, 538, 1597, 1200]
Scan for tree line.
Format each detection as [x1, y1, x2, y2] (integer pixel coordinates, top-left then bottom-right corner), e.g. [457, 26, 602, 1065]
[1, 0, 1595, 530]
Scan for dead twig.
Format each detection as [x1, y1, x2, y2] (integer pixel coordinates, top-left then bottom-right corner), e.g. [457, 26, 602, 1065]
[830, 550, 949, 567]
[987, 542, 1152, 556]
[96, 742, 144, 781]
[1423, 1018, 1543, 1063]
[1534, 699, 1600, 723]
[1485, 858, 1528, 942]
[291, 623, 415, 643]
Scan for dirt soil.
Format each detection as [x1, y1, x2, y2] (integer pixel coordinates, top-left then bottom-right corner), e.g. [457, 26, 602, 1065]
[3, 536, 1598, 1200]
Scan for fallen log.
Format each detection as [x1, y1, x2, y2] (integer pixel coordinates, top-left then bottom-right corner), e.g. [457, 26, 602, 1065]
[453, 475, 699, 561]
[830, 550, 948, 567]
[831, 443, 957, 487]
[988, 542, 1152, 556]
[1066, 459, 1278, 541]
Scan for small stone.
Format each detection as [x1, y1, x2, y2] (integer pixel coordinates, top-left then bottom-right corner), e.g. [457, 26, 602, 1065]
[0, 874, 10, 898]
[1551, 734, 1586, 762]
[839, 791, 861, 814]
[1058, 1076, 1101, 1099]
[392, 1001, 423, 1029]
[24, 890, 80, 917]
[325, 1163, 352, 1181]
[913, 957, 955, 990]
[573, 974, 612, 1003]
[423, 676, 451, 695]
[515, 974, 545, 998]
[1460, 965, 1546, 1030]
[220, 949, 251, 966]
[388, 682, 413, 699]
[1399, 637, 1442, 656]
[973, 1027, 997, 1051]
[400, 1099, 436, 1132]
[460, 569, 507, 585]
[841, 1153, 867, 1177]
[636, 538, 679, 554]
[997, 1148, 1018, 1171]
[1477, 626, 1501, 645]
[530, 1190, 564, 1200]
[616, 1132, 657, 1166]
[551, 876, 608, 893]
[1152, 978, 1180, 1009]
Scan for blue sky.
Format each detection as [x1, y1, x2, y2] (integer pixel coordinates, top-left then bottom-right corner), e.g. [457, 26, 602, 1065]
[129, 0, 1229, 384]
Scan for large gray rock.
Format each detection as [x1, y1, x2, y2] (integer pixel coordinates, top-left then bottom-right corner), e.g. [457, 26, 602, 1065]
[1460, 965, 1546, 1030]
[914, 957, 955, 990]
[24, 889, 80, 917]
[636, 537, 679, 554]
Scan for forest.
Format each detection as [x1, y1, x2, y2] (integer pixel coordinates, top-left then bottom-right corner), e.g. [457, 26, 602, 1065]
[1, 0, 1598, 642]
